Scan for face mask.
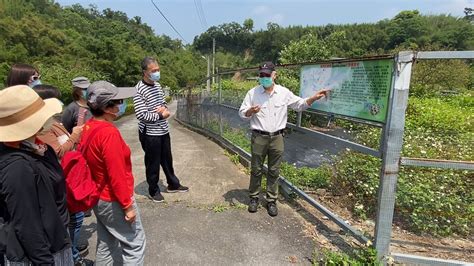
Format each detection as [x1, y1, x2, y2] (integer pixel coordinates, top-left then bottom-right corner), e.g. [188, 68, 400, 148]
[117, 102, 127, 117]
[149, 71, 160, 82]
[259, 77, 273, 88]
[29, 79, 42, 88]
[82, 90, 88, 99]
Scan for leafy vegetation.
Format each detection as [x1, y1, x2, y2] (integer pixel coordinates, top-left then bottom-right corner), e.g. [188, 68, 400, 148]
[193, 10, 473, 65]
[315, 247, 380, 266]
[0, 0, 206, 100]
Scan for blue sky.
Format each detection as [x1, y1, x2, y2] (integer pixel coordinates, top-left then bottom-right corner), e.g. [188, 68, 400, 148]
[56, 0, 472, 44]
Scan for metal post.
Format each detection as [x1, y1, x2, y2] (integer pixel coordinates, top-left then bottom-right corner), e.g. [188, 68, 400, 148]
[207, 55, 211, 92]
[217, 73, 223, 136]
[374, 51, 414, 261]
[296, 112, 302, 128]
[212, 38, 216, 84]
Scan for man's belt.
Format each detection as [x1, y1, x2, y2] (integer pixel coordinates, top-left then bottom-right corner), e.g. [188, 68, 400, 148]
[252, 129, 284, 136]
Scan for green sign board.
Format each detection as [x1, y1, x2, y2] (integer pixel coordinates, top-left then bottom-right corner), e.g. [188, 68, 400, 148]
[300, 59, 394, 123]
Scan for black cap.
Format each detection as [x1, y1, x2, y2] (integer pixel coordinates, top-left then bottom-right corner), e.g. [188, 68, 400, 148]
[259, 61, 275, 74]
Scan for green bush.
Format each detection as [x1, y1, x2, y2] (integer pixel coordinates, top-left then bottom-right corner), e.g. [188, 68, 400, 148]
[316, 247, 380, 266]
[281, 162, 331, 190]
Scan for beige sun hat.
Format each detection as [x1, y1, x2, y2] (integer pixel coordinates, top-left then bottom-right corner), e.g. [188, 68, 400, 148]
[0, 85, 62, 142]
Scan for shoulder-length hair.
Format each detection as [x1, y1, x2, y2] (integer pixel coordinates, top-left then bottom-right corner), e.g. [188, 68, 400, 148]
[6, 64, 38, 86]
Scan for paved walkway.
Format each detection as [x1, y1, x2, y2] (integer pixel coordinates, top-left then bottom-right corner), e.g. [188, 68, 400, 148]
[82, 101, 314, 265]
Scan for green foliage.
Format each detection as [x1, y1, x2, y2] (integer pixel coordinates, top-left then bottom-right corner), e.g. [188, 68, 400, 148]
[411, 60, 472, 97]
[212, 203, 230, 213]
[280, 162, 331, 190]
[338, 93, 472, 236]
[279, 32, 344, 64]
[316, 247, 380, 266]
[330, 152, 381, 220]
[0, 1, 205, 100]
[193, 11, 474, 65]
[37, 63, 107, 103]
[404, 95, 473, 161]
[397, 168, 473, 236]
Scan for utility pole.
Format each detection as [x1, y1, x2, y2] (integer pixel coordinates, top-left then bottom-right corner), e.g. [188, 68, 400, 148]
[212, 38, 216, 84]
[206, 55, 211, 92]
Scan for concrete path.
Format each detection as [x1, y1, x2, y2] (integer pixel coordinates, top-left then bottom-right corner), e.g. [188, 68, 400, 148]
[82, 101, 315, 265]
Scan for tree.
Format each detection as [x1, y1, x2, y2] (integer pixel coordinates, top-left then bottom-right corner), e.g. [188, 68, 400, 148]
[243, 18, 254, 32]
[464, 7, 474, 22]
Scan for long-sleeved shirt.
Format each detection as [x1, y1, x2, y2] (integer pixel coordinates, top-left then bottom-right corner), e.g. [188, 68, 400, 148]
[133, 80, 169, 136]
[81, 119, 134, 209]
[37, 121, 80, 159]
[0, 143, 70, 264]
[239, 84, 310, 133]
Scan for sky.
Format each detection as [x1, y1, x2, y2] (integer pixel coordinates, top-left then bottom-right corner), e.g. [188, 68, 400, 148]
[55, 0, 473, 44]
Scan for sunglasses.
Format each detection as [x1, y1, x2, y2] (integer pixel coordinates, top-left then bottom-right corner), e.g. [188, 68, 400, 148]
[31, 75, 41, 81]
[259, 73, 272, 78]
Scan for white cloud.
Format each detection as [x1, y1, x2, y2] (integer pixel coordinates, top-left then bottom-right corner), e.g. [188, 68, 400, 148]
[269, 13, 285, 24]
[253, 5, 270, 15]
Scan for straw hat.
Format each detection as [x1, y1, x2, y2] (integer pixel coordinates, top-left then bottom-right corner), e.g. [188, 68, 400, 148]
[0, 85, 62, 142]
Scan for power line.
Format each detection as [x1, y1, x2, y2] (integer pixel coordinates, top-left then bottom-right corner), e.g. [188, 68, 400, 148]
[197, 0, 208, 28]
[194, 0, 205, 29]
[150, 0, 188, 43]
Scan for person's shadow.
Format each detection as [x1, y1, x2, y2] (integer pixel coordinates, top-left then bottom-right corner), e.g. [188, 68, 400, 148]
[223, 189, 249, 206]
[134, 180, 167, 196]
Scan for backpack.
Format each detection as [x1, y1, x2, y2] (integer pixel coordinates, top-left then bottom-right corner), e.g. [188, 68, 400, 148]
[61, 124, 108, 213]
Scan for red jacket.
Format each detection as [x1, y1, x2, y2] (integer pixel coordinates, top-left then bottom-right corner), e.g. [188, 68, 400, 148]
[81, 119, 134, 209]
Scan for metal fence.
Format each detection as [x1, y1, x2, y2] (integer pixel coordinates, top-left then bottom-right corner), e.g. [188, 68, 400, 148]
[175, 51, 473, 265]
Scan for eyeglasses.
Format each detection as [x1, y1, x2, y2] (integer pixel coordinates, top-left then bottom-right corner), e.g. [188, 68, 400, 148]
[259, 73, 272, 78]
[31, 75, 41, 81]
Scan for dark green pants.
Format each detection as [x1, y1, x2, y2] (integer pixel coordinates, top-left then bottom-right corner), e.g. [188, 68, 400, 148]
[249, 132, 284, 202]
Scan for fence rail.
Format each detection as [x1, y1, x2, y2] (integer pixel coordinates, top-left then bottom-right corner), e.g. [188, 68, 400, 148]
[176, 51, 474, 265]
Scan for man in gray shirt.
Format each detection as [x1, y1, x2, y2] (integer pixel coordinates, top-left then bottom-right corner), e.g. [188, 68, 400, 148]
[239, 62, 329, 217]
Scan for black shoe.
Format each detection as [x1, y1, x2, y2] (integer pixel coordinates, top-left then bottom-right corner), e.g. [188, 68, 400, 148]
[167, 185, 189, 193]
[267, 202, 278, 217]
[77, 243, 88, 256]
[248, 198, 259, 213]
[148, 193, 165, 202]
[74, 257, 94, 266]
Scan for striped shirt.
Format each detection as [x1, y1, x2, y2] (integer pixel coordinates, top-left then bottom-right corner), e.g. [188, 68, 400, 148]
[133, 80, 169, 136]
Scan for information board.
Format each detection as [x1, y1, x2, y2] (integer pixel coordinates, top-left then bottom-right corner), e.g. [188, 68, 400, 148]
[300, 59, 394, 123]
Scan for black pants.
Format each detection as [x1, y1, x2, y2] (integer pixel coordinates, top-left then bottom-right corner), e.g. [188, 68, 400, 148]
[139, 131, 181, 196]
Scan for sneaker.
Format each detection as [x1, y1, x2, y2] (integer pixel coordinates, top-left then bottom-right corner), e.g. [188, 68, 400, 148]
[77, 243, 88, 256]
[148, 193, 165, 202]
[167, 185, 189, 193]
[267, 202, 278, 217]
[248, 198, 259, 213]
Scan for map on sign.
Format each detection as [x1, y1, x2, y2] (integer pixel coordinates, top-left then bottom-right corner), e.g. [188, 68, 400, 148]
[300, 59, 394, 123]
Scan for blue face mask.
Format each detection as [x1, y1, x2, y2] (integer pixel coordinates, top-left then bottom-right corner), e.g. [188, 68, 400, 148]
[149, 71, 160, 82]
[259, 77, 273, 88]
[117, 101, 127, 117]
[29, 79, 42, 88]
[82, 90, 88, 99]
